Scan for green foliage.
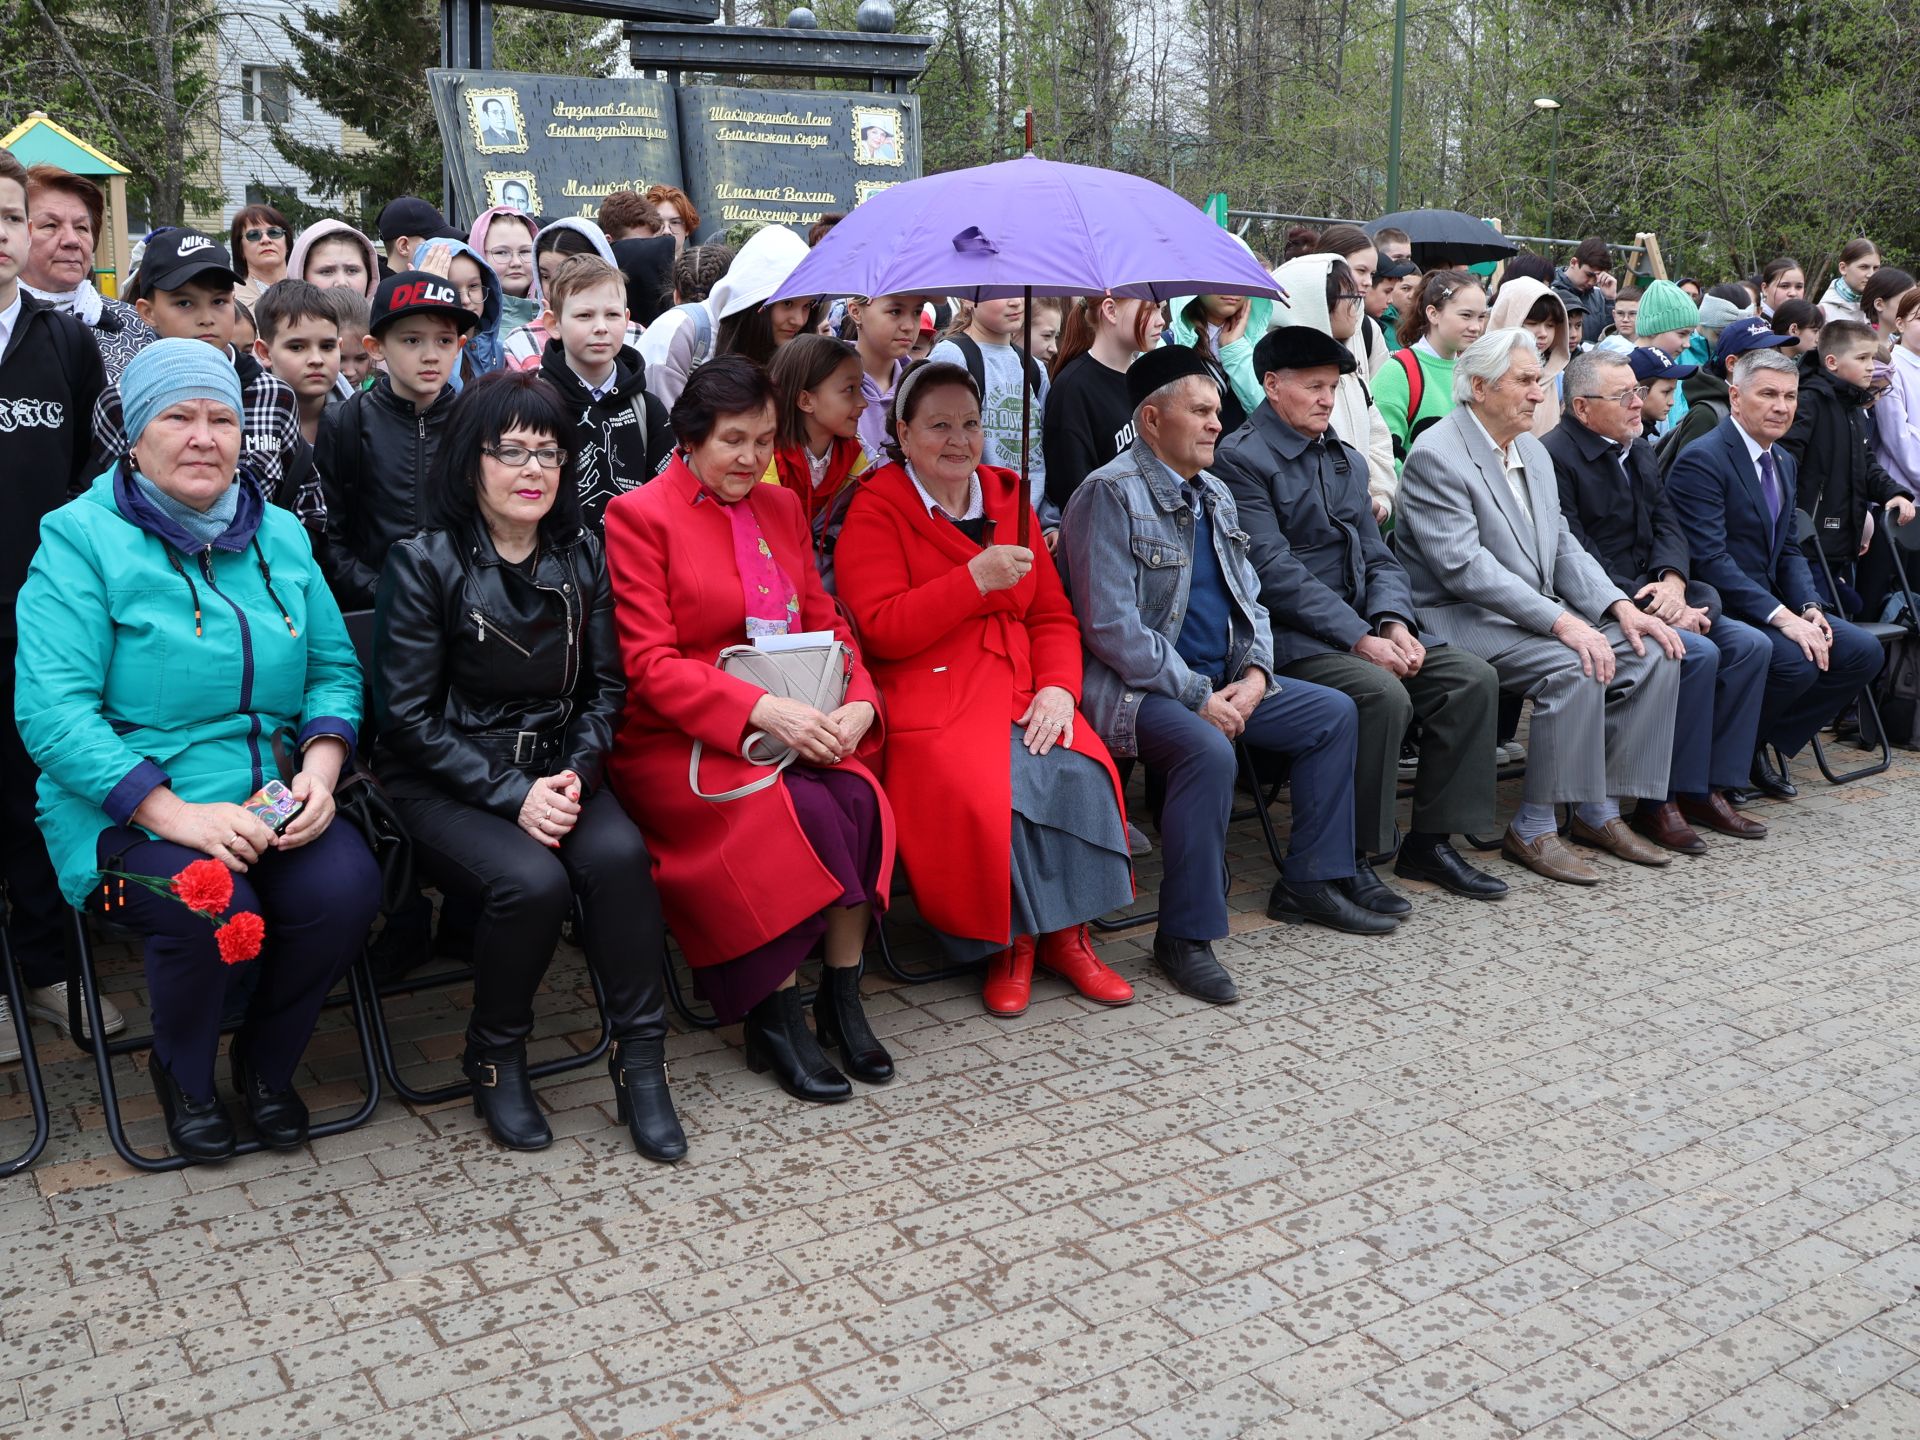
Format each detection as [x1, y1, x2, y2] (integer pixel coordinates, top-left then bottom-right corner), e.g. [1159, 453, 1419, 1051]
[491, 12, 623, 78]
[269, 0, 443, 226]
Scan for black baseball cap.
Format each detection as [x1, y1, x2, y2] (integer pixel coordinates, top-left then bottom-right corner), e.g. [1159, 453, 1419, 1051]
[135, 229, 238, 296]
[1375, 255, 1419, 281]
[370, 270, 480, 336]
[376, 196, 462, 248]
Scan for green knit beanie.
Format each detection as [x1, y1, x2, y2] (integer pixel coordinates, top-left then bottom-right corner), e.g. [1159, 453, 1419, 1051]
[1636, 280, 1700, 340]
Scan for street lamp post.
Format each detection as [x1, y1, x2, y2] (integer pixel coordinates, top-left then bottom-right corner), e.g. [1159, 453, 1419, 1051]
[1386, 0, 1408, 211]
[1533, 96, 1562, 240]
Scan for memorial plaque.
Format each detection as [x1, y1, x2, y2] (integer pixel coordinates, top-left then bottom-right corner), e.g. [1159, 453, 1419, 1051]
[429, 69, 685, 226]
[673, 85, 920, 241]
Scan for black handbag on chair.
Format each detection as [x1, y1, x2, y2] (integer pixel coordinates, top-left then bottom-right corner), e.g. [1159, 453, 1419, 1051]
[270, 728, 414, 916]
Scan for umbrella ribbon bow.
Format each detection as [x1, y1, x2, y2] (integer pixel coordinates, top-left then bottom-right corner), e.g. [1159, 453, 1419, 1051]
[951, 226, 1000, 256]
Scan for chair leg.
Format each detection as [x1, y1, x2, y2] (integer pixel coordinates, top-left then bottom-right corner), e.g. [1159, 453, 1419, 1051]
[874, 909, 988, 983]
[661, 946, 721, 1031]
[1808, 688, 1893, 784]
[0, 926, 49, 1177]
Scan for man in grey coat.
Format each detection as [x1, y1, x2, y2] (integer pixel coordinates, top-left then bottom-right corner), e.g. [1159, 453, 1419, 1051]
[1212, 326, 1507, 903]
[1397, 328, 1685, 885]
[1060, 348, 1389, 1007]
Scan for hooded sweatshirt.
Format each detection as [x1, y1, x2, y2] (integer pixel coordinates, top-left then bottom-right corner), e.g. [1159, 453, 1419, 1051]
[503, 218, 644, 371]
[468, 205, 542, 331]
[537, 337, 674, 530]
[415, 236, 505, 385]
[1820, 277, 1865, 325]
[1166, 292, 1275, 420]
[1487, 277, 1572, 437]
[640, 223, 811, 409]
[611, 235, 676, 327]
[1270, 253, 1400, 515]
[288, 219, 380, 301]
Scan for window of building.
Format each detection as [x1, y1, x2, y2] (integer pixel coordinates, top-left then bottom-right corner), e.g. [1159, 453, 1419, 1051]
[241, 66, 291, 125]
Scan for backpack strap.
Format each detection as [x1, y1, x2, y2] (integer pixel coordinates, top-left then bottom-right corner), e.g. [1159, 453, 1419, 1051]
[626, 389, 648, 455]
[952, 333, 987, 398]
[1391, 347, 1423, 419]
[677, 302, 713, 363]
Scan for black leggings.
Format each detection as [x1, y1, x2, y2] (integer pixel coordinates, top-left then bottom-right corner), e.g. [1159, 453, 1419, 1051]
[396, 786, 668, 1050]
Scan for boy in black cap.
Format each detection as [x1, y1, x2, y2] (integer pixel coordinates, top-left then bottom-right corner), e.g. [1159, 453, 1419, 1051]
[376, 197, 461, 277]
[316, 270, 477, 607]
[89, 228, 319, 531]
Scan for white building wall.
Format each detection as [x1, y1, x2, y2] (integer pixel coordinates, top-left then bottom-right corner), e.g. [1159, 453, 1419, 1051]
[213, 0, 346, 224]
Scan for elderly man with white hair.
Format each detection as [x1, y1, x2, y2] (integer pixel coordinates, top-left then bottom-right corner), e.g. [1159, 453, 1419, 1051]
[1665, 344, 1885, 786]
[1396, 327, 1685, 885]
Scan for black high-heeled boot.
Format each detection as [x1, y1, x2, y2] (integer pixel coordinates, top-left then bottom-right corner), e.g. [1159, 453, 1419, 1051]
[148, 1050, 236, 1161]
[812, 964, 894, 1085]
[742, 988, 851, 1104]
[609, 1037, 688, 1163]
[462, 1043, 552, 1150]
[230, 1038, 309, 1149]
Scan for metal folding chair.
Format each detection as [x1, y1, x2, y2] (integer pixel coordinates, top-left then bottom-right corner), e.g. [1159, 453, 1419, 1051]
[1771, 508, 1910, 785]
[0, 925, 49, 1177]
[64, 909, 383, 1173]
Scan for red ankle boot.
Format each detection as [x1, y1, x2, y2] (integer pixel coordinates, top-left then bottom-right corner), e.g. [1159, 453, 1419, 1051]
[982, 935, 1036, 1016]
[1036, 924, 1134, 1006]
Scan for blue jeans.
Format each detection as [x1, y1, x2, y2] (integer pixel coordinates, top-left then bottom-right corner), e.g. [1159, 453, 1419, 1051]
[1135, 681, 1357, 942]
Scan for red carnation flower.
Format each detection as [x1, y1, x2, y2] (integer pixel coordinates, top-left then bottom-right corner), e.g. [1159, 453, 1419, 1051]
[214, 911, 266, 965]
[171, 858, 235, 915]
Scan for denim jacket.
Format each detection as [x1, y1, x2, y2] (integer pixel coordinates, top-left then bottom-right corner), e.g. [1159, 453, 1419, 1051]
[1058, 437, 1275, 757]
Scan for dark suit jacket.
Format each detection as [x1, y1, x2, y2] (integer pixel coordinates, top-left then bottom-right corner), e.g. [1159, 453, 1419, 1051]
[1541, 412, 1690, 594]
[1665, 416, 1818, 626]
[1212, 403, 1425, 670]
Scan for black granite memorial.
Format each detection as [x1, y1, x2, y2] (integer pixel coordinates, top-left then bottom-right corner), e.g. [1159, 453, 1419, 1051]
[429, 69, 686, 225]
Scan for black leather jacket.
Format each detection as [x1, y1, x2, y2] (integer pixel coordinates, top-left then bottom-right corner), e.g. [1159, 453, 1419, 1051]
[371, 516, 624, 817]
[317, 376, 457, 609]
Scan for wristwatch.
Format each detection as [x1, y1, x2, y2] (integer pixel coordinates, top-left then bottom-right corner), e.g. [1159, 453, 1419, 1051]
[1801, 603, 1824, 619]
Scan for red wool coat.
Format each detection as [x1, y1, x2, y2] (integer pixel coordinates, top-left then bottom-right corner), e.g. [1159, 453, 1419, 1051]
[835, 462, 1125, 945]
[603, 454, 895, 967]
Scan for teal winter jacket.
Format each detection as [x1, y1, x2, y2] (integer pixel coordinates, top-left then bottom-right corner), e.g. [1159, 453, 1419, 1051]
[15, 464, 361, 904]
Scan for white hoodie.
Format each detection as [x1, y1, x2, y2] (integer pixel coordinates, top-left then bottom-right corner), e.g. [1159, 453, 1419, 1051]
[640, 224, 812, 409]
[1269, 254, 1400, 516]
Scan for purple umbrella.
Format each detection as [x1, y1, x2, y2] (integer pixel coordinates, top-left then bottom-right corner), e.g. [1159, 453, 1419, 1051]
[770, 154, 1279, 542]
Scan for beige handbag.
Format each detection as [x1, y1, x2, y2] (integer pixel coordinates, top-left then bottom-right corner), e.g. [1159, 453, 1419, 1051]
[688, 640, 852, 802]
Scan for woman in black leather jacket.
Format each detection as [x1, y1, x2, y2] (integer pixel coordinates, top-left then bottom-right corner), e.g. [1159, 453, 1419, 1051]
[372, 371, 683, 1161]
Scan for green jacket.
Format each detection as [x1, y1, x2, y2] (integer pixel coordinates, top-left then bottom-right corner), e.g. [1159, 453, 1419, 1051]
[15, 465, 361, 904]
[1373, 345, 1460, 469]
[1167, 294, 1274, 418]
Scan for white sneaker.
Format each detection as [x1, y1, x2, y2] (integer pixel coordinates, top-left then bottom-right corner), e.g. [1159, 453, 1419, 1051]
[25, 982, 126, 1040]
[0, 997, 18, 1064]
[1504, 741, 1528, 764]
[1126, 822, 1154, 857]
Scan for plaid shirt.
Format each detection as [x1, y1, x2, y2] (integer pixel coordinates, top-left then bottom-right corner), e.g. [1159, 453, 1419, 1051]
[91, 349, 326, 528]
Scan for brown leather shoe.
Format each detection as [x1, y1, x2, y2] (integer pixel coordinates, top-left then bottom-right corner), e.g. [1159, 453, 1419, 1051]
[1629, 801, 1707, 856]
[1500, 825, 1603, 885]
[1679, 790, 1769, 839]
[1569, 814, 1672, 867]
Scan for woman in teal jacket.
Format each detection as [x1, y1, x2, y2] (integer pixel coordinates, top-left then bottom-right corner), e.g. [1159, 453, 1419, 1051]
[15, 339, 379, 1162]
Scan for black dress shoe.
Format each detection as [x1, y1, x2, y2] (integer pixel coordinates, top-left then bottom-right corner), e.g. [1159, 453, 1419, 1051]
[1150, 932, 1238, 1004]
[1342, 862, 1412, 916]
[813, 963, 894, 1084]
[149, 1051, 236, 1161]
[1394, 838, 1510, 899]
[1724, 786, 1760, 808]
[743, 988, 851, 1104]
[463, 1043, 553, 1150]
[1750, 752, 1797, 800]
[230, 1039, 309, 1149]
[609, 1037, 688, 1163]
[1268, 879, 1400, 935]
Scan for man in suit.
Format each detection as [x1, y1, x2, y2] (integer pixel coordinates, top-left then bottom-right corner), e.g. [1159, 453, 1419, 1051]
[1544, 347, 1772, 853]
[1665, 345, 1884, 795]
[1398, 328, 1685, 885]
[1212, 326, 1507, 904]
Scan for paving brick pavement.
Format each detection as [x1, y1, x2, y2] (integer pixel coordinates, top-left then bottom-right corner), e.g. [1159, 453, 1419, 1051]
[8, 748, 1920, 1437]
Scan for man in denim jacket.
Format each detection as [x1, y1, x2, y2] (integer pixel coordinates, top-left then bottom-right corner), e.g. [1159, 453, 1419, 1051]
[1059, 348, 1387, 1008]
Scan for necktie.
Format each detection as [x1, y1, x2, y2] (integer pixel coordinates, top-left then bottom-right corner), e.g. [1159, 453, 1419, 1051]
[1758, 450, 1783, 530]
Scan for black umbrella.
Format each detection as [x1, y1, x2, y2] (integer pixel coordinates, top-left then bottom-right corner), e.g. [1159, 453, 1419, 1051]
[1366, 209, 1518, 268]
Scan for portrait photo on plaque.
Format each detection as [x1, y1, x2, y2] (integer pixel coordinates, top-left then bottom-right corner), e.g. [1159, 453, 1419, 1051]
[486, 171, 542, 214]
[468, 90, 528, 153]
[852, 107, 903, 167]
[855, 180, 900, 206]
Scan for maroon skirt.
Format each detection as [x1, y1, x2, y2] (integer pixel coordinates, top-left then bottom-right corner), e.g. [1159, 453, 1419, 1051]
[691, 764, 884, 1023]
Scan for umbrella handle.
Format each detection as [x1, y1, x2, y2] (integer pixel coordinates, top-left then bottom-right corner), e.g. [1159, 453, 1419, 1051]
[1018, 284, 1032, 550]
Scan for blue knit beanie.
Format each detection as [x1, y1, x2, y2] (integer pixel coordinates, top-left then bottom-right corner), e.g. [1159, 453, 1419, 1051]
[120, 338, 244, 449]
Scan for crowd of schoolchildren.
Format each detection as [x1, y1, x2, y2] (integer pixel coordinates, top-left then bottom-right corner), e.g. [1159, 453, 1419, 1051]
[4, 146, 1916, 1166]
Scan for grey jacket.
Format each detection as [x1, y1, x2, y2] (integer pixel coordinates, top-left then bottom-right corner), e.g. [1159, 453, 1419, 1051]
[1058, 437, 1274, 757]
[1212, 403, 1430, 671]
[1396, 406, 1627, 660]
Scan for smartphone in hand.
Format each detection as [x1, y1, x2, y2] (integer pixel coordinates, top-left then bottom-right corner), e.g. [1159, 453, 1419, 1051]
[242, 780, 306, 835]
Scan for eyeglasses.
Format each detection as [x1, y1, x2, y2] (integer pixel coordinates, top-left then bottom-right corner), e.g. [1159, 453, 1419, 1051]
[243, 227, 287, 243]
[1334, 292, 1366, 306]
[486, 247, 533, 264]
[484, 444, 567, 470]
[1583, 384, 1650, 406]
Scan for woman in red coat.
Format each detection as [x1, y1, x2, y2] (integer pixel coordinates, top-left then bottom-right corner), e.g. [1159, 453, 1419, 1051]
[603, 357, 897, 1105]
[835, 361, 1134, 1017]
